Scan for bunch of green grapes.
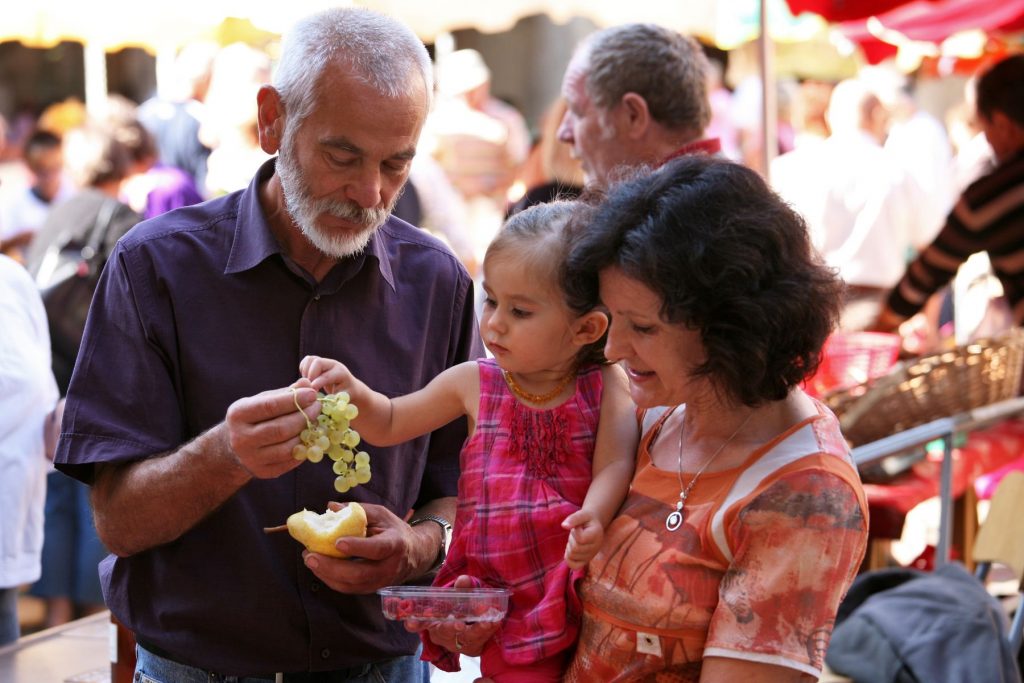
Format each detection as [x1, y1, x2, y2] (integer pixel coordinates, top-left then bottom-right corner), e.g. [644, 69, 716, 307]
[291, 389, 372, 493]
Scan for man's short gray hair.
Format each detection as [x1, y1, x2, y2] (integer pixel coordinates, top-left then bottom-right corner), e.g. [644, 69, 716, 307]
[581, 24, 711, 135]
[273, 7, 433, 127]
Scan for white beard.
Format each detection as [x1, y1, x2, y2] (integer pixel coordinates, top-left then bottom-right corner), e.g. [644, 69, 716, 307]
[276, 134, 394, 259]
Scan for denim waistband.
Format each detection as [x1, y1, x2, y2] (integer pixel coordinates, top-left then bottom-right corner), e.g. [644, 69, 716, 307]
[136, 639, 374, 682]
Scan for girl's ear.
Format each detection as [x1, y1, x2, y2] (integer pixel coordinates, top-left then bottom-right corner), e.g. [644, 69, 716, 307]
[572, 310, 609, 345]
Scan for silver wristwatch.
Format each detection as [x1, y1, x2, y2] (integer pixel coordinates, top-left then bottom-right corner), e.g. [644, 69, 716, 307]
[409, 514, 452, 572]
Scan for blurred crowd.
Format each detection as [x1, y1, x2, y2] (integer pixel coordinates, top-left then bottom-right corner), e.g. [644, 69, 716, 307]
[0, 37, 1003, 314]
[0, 26, 1019, 644]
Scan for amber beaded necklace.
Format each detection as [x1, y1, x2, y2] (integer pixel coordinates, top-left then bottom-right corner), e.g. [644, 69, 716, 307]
[502, 369, 575, 404]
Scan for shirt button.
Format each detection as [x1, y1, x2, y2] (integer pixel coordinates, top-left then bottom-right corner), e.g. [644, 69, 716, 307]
[310, 581, 320, 593]
[321, 648, 331, 659]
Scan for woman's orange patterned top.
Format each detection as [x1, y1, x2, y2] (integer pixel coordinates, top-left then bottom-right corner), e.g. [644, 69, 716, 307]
[565, 402, 868, 682]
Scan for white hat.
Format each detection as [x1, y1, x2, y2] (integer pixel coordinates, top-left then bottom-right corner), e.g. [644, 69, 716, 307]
[437, 49, 491, 97]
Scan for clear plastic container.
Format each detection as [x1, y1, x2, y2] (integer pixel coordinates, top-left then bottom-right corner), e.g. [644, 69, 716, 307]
[378, 586, 511, 623]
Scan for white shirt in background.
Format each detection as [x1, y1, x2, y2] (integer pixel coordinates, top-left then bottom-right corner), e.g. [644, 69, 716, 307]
[0, 254, 57, 588]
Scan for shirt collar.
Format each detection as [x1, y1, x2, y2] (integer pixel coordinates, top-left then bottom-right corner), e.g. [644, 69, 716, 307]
[224, 157, 395, 291]
[661, 137, 722, 166]
[224, 158, 282, 275]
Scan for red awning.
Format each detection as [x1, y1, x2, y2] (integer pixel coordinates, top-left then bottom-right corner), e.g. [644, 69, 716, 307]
[838, 0, 1024, 64]
[785, 0, 917, 23]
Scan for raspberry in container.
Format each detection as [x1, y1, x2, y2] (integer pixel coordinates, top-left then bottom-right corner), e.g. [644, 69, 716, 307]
[378, 586, 511, 623]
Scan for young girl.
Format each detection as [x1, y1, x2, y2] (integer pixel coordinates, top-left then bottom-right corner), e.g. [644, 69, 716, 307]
[300, 200, 638, 682]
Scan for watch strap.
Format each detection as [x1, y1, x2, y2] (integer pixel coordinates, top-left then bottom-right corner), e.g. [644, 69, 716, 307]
[409, 514, 452, 572]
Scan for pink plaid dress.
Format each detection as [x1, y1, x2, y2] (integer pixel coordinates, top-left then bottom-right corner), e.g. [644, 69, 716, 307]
[423, 358, 603, 672]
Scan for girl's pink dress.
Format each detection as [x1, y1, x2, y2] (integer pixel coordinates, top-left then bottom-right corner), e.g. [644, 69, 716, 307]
[422, 358, 603, 673]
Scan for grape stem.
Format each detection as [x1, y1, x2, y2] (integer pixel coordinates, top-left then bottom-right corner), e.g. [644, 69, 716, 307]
[291, 386, 316, 431]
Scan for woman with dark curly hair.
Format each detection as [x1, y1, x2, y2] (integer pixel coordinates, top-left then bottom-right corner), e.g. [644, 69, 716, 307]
[558, 155, 869, 682]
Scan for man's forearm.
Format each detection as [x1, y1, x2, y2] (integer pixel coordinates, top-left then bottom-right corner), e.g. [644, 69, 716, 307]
[91, 423, 252, 557]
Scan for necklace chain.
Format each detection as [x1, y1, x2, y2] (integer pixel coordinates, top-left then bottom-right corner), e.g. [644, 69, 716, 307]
[502, 369, 575, 404]
[666, 409, 755, 532]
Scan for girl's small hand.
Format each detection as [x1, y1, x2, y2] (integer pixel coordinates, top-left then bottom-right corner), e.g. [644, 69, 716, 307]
[403, 575, 500, 656]
[408, 619, 496, 657]
[299, 355, 353, 394]
[562, 509, 604, 569]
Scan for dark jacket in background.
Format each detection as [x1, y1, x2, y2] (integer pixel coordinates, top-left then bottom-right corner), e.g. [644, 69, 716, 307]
[826, 562, 1021, 683]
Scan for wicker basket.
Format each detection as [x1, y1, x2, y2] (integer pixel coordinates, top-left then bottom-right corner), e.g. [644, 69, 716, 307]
[822, 327, 1024, 446]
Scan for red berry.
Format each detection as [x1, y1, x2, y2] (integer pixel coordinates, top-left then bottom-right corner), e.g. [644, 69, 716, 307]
[396, 598, 415, 618]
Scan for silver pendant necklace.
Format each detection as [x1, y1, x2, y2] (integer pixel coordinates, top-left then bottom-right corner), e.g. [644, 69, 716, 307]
[666, 410, 755, 532]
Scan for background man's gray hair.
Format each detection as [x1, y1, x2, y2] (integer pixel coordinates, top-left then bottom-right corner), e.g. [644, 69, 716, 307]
[825, 78, 878, 136]
[273, 7, 433, 128]
[580, 23, 711, 135]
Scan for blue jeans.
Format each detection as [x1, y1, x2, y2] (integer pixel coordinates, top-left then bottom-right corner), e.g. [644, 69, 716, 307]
[135, 642, 430, 683]
[0, 586, 19, 646]
[29, 472, 107, 605]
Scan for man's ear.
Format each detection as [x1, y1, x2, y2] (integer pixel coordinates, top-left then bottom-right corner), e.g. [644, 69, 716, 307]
[619, 92, 652, 140]
[572, 310, 610, 345]
[256, 85, 286, 155]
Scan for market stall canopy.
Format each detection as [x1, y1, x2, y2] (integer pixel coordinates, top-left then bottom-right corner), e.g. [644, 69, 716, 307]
[259, 0, 826, 49]
[3, 1, 229, 51]
[836, 0, 1024, 64]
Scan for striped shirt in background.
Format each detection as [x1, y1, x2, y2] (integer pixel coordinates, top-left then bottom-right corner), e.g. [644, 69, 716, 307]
[887, 150, 1024, 323]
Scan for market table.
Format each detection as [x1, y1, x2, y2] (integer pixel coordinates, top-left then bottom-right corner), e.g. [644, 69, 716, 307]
[854, 396, 1024, 569]
[0, 611, 109, 683]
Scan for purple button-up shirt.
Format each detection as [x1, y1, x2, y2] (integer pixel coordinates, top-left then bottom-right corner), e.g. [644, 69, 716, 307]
[55, 159, 483, 675]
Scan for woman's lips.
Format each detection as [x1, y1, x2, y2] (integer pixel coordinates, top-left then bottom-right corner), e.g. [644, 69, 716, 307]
[625, 366, 655, 382]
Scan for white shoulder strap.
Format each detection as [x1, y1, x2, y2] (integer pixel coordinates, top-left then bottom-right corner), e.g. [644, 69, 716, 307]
[641, 405, 671, 437]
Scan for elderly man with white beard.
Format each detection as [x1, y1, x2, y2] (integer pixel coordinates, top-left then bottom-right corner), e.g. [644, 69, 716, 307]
[51, 7, 482, 681]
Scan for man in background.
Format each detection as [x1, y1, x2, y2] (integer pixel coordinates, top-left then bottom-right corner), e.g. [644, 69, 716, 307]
[0, 130, 72, 262]
[557, 23, 716, 188]
[0, 252, 60, 645]
[773, 78, 931, 330]
[875, 54, 1024, 331]
[137, 41, 218, 195]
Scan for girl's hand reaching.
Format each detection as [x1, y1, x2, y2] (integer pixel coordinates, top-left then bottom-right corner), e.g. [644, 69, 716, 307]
[300, 355, 355, 395]
[562, 509, 604, 569]
[298, 354, 428, 449]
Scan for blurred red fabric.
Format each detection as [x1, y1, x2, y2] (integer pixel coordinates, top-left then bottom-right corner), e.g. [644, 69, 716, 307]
[865, 418, 1024, 539]
[838, 0, 1024, 64]
[785, 0, 915, 22]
